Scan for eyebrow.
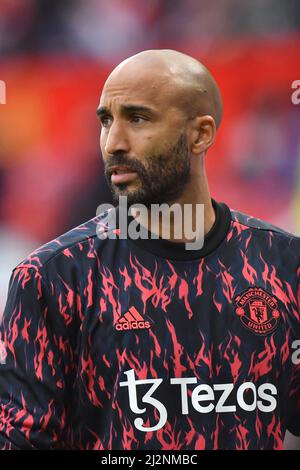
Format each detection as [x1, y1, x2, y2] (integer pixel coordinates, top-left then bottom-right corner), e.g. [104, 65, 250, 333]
[96, 104, 155, 117]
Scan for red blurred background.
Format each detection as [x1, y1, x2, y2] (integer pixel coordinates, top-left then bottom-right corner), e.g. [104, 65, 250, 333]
[0, 0, 300, 449]
[2, 39, 300, 239]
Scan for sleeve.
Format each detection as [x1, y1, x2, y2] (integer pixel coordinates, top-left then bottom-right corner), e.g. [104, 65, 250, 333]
[286, 266, 300, 436]
[0, 265, 69, 449]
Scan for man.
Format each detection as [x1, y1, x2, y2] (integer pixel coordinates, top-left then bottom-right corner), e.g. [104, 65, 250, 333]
[0, 50, 299, 450]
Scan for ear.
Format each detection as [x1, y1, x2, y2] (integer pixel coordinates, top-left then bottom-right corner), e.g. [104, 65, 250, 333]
[188, 115, 217, 155]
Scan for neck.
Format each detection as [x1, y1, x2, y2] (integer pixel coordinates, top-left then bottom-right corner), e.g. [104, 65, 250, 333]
[130, 165, 215, 244]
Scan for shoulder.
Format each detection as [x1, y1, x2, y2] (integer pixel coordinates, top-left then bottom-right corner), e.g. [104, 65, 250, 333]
[230, 207, 300, 243]
[12, 209, 117, 274]
[227, 207, 300, 276]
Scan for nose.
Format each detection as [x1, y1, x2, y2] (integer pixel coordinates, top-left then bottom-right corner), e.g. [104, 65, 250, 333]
[102, 120, 130, 156]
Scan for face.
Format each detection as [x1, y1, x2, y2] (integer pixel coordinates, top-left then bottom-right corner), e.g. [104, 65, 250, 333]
[98, 64, 192, 207]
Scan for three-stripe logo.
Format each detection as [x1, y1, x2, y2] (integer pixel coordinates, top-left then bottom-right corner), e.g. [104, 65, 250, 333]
[115, 306, 150, 331]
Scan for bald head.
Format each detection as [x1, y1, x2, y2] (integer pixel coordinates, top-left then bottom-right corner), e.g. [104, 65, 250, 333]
[105, 49, 223, 129]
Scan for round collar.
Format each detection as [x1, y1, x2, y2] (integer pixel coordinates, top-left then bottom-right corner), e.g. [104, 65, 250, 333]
[115, 199, 231, 261]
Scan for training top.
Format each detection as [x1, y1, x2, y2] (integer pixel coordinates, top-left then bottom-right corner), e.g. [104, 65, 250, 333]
[0, 200, 300, 450]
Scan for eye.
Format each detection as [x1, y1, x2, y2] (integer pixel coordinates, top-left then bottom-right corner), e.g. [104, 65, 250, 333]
[130, 115, 147, 124]
[100, 116, 113, 127]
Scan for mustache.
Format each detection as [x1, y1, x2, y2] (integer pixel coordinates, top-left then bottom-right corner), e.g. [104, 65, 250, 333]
[104, 154, 146, 175]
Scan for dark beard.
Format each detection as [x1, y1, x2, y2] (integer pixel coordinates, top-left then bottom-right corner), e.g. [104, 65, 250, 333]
[104, 134, 191, 208]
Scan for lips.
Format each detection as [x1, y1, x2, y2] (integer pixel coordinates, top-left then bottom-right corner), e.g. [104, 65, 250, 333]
[109, 166, 138, 185]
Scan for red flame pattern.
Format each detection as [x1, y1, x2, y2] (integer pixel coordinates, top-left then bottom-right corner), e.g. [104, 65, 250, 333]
[0, 206, 299, 449]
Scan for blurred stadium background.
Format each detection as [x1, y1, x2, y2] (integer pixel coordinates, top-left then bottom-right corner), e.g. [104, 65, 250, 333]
[0, 0, 300, 450]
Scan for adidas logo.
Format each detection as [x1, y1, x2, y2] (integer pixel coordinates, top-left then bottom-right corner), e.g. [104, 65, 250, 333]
[115, 306, 150, 331]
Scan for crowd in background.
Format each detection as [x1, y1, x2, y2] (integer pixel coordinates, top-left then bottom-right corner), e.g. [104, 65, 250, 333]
[1, 0, 300, 58]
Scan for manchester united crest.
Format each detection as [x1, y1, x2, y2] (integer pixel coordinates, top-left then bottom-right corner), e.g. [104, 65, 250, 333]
[234, 287, 280, 335]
